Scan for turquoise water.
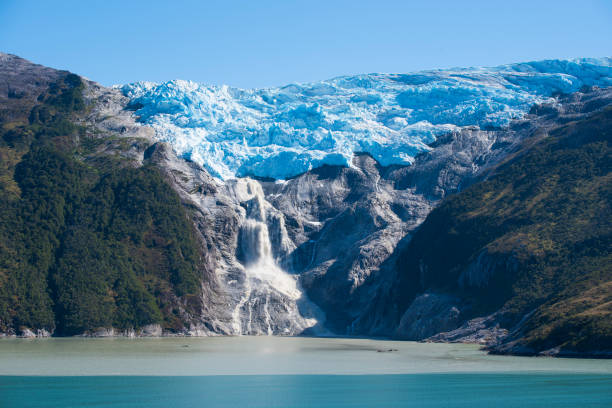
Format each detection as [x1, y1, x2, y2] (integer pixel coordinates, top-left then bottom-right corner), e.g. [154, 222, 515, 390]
[2, 374, 611, 407]
[1, 337, 611, 407]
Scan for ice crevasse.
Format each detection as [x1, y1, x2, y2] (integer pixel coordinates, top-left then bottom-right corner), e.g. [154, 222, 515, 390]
[121, 58, 612, 180]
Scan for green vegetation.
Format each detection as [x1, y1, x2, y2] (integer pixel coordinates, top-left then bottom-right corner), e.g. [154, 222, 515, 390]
[0, 73, 203, 335]
[396, 107, 611, 353]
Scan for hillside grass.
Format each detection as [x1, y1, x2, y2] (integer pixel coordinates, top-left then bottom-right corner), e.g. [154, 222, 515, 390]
[396, 107, 611, 353]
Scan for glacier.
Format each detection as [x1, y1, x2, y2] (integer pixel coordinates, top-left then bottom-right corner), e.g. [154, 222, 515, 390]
[121, 58, 612, 180]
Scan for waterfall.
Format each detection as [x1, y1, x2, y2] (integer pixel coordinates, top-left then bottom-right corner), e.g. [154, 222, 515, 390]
[240, 218, 301, 299]
[231, 179, 320, 335]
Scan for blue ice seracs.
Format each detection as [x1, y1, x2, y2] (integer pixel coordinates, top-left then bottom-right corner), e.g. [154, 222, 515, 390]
[121, 58, 611, 180]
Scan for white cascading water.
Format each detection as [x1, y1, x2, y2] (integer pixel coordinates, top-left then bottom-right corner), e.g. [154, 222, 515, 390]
[232, 179, 319, 335]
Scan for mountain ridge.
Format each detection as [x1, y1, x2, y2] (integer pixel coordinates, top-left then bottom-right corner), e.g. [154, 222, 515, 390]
[0, 53, 610, 358]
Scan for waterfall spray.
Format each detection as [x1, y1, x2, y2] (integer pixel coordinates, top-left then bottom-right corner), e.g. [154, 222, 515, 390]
[232, 179, 319, 335]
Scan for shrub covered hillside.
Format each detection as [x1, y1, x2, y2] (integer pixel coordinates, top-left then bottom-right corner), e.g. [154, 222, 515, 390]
[0, 71, 204, 336]
[395, 105, 611, 355]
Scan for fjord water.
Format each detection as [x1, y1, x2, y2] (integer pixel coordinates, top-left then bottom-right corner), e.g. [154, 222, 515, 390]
[1, 337, 611, 407]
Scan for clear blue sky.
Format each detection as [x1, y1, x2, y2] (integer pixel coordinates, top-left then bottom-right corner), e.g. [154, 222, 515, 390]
[1, 0, 611, 88]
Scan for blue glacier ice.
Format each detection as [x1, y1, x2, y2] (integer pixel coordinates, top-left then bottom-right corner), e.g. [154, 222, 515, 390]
[121, 58, 612, 180]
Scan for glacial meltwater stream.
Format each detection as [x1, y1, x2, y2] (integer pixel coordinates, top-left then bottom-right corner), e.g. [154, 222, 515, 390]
[231, 179, 319, 335]
[0, 337, 611, 407]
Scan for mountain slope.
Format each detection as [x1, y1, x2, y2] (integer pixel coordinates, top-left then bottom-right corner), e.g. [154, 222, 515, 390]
[0, 54, 207, 336]
[0, 53, 610, 358]
[393, 95, 611, 356]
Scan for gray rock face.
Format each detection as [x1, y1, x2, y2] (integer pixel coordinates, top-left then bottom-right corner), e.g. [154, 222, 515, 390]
[427, 313, 509, 345]
[261, 154, 433, 333]
[142, 142, 324, 335]
[396, 293, 462, 340]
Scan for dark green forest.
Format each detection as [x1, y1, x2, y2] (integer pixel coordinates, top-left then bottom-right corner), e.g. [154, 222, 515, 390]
[0, 73, 203, 335]
[396, 106, 612, 353]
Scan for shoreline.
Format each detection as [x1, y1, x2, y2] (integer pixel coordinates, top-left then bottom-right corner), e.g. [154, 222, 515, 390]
[2, 329, 610, 360]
